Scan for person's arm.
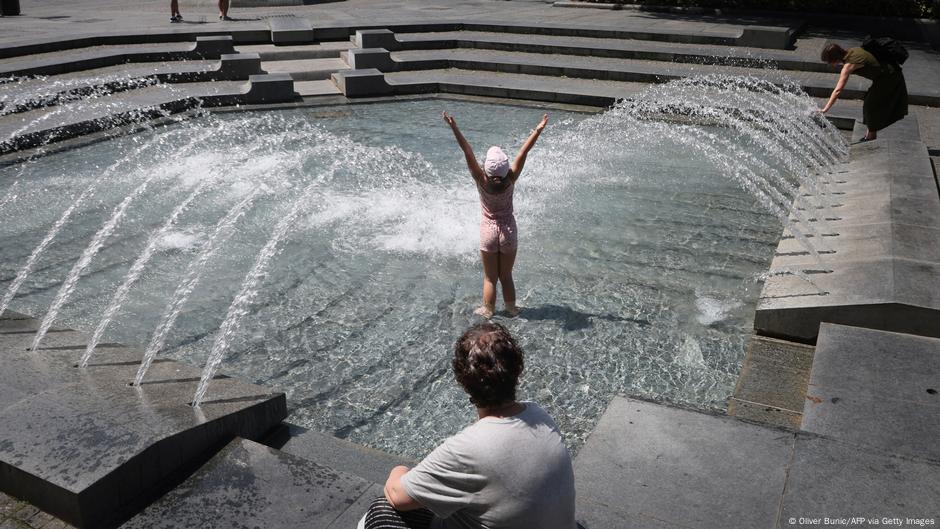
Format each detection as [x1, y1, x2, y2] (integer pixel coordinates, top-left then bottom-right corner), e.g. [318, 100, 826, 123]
[510, 114, 548, 181]
[443, 111, 485, 184]
[384, 465, 424, 511]
[821, 63, 859, 113]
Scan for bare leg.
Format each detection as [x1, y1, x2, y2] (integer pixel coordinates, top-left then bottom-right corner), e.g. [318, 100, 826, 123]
[498, 248, 517, 316]
[864, 128, 877, 140]
[218, 0, 229, 18]
[476, 250, 499, 318]
[170, 0, 179, 17]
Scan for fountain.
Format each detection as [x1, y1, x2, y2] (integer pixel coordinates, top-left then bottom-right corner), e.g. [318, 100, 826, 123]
[0, 75, 847, 456]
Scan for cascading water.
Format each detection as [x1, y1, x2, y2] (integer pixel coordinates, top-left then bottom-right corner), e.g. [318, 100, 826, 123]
[0, 76, 849, 457]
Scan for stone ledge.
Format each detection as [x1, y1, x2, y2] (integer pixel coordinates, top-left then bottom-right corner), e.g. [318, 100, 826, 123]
[0, 311, 287, 529]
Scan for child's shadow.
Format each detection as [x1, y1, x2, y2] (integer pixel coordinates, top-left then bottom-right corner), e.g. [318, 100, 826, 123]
[517, 304, 650, 331]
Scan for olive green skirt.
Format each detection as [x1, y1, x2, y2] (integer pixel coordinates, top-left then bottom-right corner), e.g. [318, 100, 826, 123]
[864, 66, 908, 131]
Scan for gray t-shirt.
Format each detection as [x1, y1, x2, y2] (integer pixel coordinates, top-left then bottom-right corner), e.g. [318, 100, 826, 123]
[400, 402, 576, 529]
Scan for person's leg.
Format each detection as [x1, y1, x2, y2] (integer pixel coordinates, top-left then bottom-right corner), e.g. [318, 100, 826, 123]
[498, 248, 517, 315]
[170, 0, 179, 19]
[476, 250, 499, 318]
[218, 0, 229, 18]
[864, 128, 877, 140]
[364, 497, 433, 529]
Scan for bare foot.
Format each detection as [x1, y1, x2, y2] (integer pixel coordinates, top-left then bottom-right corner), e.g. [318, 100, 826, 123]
[473, 305, 494, 319]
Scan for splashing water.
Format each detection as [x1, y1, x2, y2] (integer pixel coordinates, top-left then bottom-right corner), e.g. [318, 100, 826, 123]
[80, 178, 212, 367]
[30, 128, 216, 351]
[192, 180, 324, 406]
[0, 76, 849, 456]
[134, 188, 263, 386]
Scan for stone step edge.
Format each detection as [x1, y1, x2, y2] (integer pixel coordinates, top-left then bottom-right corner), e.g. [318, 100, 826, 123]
[0, 54, 264, 116]
[0, 36, 238, 78]
[0, 74, 299, 155]
[0, 18, 801, 61]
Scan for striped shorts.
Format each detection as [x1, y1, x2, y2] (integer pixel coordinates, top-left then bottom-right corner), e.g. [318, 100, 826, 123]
[364, 497, 434, 529]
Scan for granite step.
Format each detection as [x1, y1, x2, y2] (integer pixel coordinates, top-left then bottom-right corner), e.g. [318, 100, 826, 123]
[294, 79, 342, 97]
[386, 48, 883, 103]
[0, 57, 263, 115]
[573, 396, 940, 529]
[0, 37, 236, 78]
[235, 41, 355, 61]
[118, 437, 379, 529]
[262, 57, 349, 81]
[263, 422, 414, 485]
[395, 29, 829, 73]
[0, 74, 298, 154]
[384, 68, 650, 107]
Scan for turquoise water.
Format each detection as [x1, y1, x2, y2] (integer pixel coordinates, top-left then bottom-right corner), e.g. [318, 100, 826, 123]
[0, 98, 780, 457]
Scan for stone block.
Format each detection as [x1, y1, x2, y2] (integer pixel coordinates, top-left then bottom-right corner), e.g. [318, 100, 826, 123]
[267, 423, 413, 485]
[801, 323, 940, 460]
[240, 73, 299, 104]
[343, 48, 395, 72]
[217, 52, 263, 80]
[191, 36, 235, 60]
[0, 313, 287, 529]
[738, 26, 797, 50]
[574, 397, 794, 529]
[355, 29, 400, 51]
[332, 69, 393, 98]
[267, 15, 314, 45]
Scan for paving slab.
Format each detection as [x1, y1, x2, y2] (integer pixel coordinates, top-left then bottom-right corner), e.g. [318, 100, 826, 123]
[573, 396, 794, 529]
[779, 435, 940, 527]
[0, 311, 287, 529]
[801, 323, 940, 462]
[119, 438, 372, 529]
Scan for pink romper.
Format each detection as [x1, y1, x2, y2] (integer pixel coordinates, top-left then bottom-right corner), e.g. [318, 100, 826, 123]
[477, 182, 517, 253]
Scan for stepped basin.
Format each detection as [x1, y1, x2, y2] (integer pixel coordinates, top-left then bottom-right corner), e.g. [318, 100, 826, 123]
[0, 91, 843, 458]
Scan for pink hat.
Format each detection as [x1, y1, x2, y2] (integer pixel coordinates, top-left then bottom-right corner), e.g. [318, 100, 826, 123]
[483, 146, 510, 179]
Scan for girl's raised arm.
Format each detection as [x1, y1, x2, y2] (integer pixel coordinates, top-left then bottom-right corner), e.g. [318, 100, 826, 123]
[443, 111, 485, 183]
[510, 114, 548, 181]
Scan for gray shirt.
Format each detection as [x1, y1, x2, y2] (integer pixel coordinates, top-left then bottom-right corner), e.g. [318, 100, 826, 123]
[400, 402, 576, 529]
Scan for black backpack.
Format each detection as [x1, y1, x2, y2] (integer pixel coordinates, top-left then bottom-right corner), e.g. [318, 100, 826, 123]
[862, 35, 909, 66]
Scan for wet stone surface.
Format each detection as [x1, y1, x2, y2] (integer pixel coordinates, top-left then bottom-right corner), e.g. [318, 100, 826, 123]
[119, 438, 373, 529]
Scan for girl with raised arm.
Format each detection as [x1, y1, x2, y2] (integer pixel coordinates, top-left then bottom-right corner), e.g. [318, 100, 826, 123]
[443, 111, 548, 318]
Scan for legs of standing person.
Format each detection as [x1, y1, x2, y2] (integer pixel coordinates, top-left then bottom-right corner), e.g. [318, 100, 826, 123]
[218, 0, 229, 19]
[498, 248, 518, 316]
[477, 250, 499, 318]
[363, 497, 433, 529]
[170, 0, 181, 21]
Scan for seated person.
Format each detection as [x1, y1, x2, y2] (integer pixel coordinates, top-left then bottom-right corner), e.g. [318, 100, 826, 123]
[360, 322, 577, 529]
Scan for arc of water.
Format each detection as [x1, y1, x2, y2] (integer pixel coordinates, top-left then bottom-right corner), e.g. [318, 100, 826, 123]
[80, 178, 211, 367]
[134, 188, 262, 386]
[31, 174, 159, 351]
[192, 183, 318, 407]
[0, 140, 161, 317]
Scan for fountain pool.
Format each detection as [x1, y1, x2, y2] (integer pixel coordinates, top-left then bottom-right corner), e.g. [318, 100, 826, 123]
[0, 87, 845, 457]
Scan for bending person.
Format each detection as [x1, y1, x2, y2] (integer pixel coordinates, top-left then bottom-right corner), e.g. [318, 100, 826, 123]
[360, 323, 577, 529]
[443, 111, 548, 318]
[820, 42, 908, 141]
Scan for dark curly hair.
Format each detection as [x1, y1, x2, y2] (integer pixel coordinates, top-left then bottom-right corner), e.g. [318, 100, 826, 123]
[452, 323, 525, 408]
[821, 43, 847, 64]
